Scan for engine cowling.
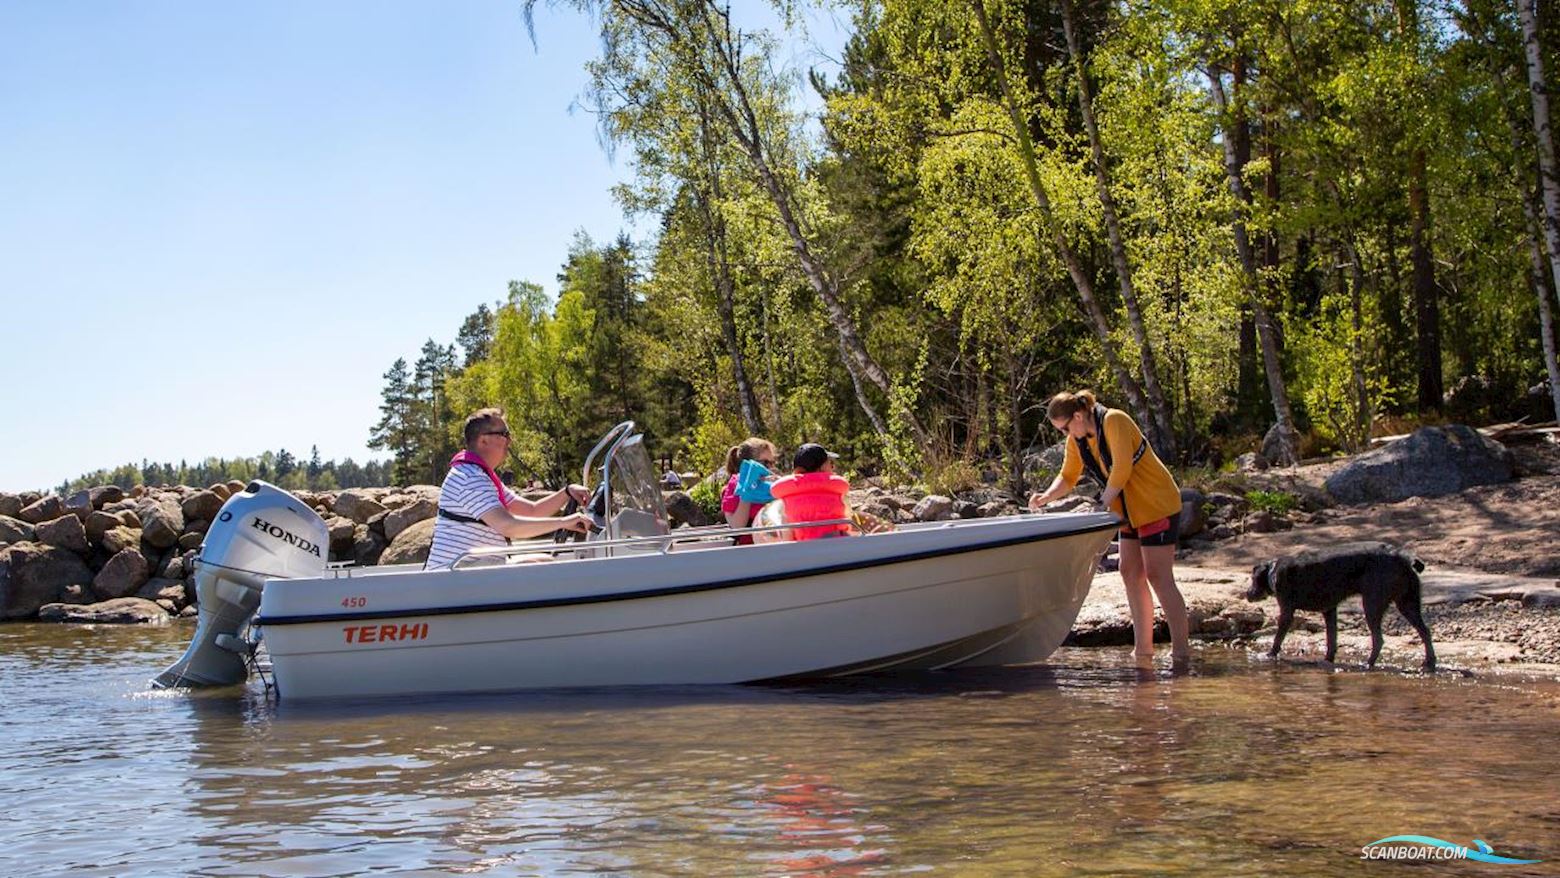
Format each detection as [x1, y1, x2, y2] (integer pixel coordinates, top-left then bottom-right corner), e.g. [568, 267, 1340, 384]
[153, 480, 328, 688]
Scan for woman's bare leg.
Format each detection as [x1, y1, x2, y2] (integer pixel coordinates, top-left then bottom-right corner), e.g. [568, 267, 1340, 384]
[1142, 543, 1190, 660]
[1117, 537, 1157, 666]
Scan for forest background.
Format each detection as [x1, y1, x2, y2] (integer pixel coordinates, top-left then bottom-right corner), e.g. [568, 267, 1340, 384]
[65, 0, 1560, 497]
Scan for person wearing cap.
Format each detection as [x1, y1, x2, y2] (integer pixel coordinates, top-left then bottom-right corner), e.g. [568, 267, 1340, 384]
[770, 444, 851, 541]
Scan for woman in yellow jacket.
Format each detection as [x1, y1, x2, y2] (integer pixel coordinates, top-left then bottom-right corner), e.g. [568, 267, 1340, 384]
[1027, 390, 1190, 666]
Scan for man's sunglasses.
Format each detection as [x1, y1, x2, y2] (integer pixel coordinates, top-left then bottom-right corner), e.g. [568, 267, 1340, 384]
[483, 430, 511, 438]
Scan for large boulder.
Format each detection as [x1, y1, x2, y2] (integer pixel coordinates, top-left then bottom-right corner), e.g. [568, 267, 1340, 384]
[664, 491, 711, 528]
[36, 515, 90, 555]
[93, 548, 151, 600]
[352, 526, 388, 567]
[180, 490, 225, 523]
[99, 526, 143, 556]
[1178, 488, 1208, 538]
[384, 498, 436, 542]
[135, 577, 187, 611]
[17, 495, 64, 524]
[139, 496, 185, 549]
[89, 485, 125, 509]
[1, 543, 94, 619]
[379, 518, 434, 566]
[913, 495, 955, 522]
[38, 597, 169, 625]
[0, 515, 35, 544]
[0, 494, 22, 518]
[1324, 425, 1516, 505]
[84, 510, 122, 544]
[64, 490, 95, 520]
[335, 489, 386, 525]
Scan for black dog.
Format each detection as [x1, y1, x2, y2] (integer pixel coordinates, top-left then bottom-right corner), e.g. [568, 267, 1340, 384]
[1246, 541, 1435, 670]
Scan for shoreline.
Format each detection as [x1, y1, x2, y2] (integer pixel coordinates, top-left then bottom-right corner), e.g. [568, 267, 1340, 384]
[1073, 564, 1560, 678]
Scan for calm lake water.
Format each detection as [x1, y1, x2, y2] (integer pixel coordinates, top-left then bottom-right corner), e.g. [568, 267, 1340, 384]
[3, 623, 1558, 877]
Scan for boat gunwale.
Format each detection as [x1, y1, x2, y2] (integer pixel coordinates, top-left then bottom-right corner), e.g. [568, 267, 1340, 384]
[253, 518, 1116, 627]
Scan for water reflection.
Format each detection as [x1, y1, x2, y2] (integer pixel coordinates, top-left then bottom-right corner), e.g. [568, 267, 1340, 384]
[3, 624, 1558, 877]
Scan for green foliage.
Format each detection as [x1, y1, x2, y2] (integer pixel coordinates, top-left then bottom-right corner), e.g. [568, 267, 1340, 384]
[60, 454, 390, 494]
[369, 0, 1560, 488]
[687, 477, 723, 522]
[1244, 490, 1299, 516]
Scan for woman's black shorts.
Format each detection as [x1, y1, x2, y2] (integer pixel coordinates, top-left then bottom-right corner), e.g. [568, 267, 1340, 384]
[1119, 514, 1180, 547]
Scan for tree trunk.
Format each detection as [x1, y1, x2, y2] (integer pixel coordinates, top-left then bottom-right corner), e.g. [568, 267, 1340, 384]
[1521, 0, 1560, 307]
[615, 0, 917, 444]
[694, 97, 763, 435]
[970, 0, 1157, 435]
[1408, 150, 1443, 412]
[1526, 193, 1560, 424]
[1057, 0, 1177, 458]
[1207, 66, 1299, 465]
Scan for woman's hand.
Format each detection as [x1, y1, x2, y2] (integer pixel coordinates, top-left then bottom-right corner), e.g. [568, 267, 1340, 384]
[559, 512, 593, 534]
[1027, 492, 1048, 511]
[565, 484, 591, 505]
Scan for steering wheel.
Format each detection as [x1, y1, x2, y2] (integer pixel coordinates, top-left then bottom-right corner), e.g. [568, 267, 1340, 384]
[553, 493, 590, 544]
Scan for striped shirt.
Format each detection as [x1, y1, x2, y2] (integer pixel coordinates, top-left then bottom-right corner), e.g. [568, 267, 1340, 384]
[425, 464, 519, 569]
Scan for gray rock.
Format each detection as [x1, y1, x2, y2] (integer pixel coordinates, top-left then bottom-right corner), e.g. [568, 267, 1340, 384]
[326, 517, 356, 549]
[178, 532, 205, 551]
[60, 583, 93, 605]
[180, 490, 225, 523]
[352, 527, 388, 567]
[1262, 422, 1299, 466]
[157, 552, 186, 581]
[384, 498, 437, 541]
[1178, 488, 1208, 538]
[335, 489, 386, 524]
[0, 494, 21, 518]
[1, 543, 94, 619]
[139, 497, 185, 549]
[135, 577, 186, 608]
[0, 516, 35, 544]
[1023, 441, 1069, 478]
[89, 486, 125, 509]
[1043, 495, 1095, 514]
[1242, 510, 1293, 534]
[18, 496, 64, 524]
[913, 495, 955, 522]
[99, 526, 143, 556]
[38, 597, 169, 625]
[208, 483, 232, 501]
[84, 510, 122, 544]
[379, 518, 434, 566]
[93, 548, 151, 600]
[115, 509, 141, 529]
[664, 491, 711, 528]
[953, 500, 980, 519]
[1209, 523, 1237, 540]
[1324, 425, 1515, 505]
[65, 490, 95, 520]
[1236, 452, 1268, 473]
[37, 515, 90, 554]
[977, 500, 1016, 518]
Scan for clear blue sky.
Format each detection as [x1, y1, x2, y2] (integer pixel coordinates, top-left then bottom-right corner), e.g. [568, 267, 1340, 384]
[0, 1, 848, 492]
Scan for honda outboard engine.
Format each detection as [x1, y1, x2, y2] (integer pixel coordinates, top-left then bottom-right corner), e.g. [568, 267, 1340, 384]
[153, 481, 328, 689]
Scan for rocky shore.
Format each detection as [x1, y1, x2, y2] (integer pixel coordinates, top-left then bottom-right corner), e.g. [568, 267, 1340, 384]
[3, 423, 1555, 676]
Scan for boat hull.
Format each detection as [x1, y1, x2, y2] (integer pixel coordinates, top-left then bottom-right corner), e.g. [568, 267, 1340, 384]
[256, 514, 1116, 699]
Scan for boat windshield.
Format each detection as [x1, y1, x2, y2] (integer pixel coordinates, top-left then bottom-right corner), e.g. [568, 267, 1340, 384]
[603, 432, 669, 542]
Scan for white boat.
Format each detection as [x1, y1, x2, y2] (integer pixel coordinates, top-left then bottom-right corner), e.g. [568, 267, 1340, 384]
[156, 423, 1116, 700]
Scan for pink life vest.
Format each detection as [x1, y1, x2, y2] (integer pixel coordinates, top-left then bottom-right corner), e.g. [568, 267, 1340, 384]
[439, 451, 510, 526]
[770, 472, 850, 541]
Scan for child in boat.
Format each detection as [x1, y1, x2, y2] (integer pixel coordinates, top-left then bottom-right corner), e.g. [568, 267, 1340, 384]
[770, 443, 851, 540]
[722, 438, 778, 545]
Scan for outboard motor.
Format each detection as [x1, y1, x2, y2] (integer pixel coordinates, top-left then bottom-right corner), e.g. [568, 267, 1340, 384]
[153, 481, 328, 689]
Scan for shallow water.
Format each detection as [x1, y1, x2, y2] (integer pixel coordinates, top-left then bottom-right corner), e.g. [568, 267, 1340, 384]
[2, 623, 1557, 877]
